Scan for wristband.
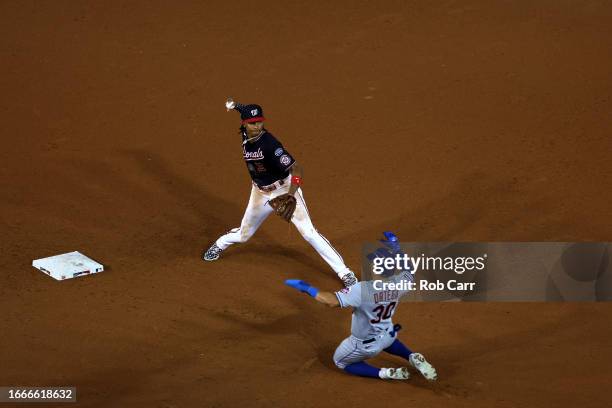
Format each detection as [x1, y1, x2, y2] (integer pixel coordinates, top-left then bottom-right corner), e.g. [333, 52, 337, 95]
[291, 176, 302, 186]
[306, 286, 319, 298]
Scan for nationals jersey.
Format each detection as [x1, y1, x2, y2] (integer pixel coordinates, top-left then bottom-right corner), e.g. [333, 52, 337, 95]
[335, 271, 413, 339]
[242, 130, 295, 187]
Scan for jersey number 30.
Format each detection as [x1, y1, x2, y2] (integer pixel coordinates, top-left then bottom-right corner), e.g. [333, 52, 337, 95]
[370, 302, 397, 323]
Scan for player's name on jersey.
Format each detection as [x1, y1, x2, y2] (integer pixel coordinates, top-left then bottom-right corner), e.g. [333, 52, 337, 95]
[373, 279, 476, 291]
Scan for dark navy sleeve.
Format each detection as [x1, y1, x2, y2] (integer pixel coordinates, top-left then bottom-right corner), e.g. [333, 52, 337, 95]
[266, 134, 296, 172]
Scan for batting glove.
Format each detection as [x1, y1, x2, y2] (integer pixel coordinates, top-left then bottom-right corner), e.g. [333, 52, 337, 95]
[285, 279, 319, 298]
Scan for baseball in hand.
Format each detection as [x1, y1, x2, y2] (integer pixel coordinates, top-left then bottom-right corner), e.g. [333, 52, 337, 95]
[225, 98, 236, 111]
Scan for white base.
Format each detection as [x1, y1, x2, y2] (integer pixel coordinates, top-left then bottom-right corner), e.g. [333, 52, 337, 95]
[32, 251, 104, 281]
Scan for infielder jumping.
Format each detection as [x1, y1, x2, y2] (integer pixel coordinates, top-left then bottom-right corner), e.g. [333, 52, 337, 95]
[203, 98, 358, 288]
[285, 268, 437, 381]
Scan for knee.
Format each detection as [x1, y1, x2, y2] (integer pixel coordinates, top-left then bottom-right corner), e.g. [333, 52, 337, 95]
[333, 349, 348, 369]
[333, 357, 347, 370]
[298, 226, 318, 243]
[238, 228, 253, 243]
[229, 226, 253, 244]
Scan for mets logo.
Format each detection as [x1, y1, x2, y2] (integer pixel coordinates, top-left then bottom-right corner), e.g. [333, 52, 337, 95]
[279, 154, 291, 166]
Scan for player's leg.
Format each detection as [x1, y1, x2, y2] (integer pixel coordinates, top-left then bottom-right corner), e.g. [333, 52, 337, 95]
[203, 185, 273, 261]
[217, 185, 273, 248]
[344, 362, 384, 378]
[333, 337, 409, 380]
[291, 189, 357, 286]
[383, 338, 413, 360]
[384, 338, 438, 381]
[333, 337, 377, 378]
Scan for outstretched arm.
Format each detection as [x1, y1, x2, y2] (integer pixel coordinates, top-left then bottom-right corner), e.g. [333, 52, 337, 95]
[285, 279, 340, 308]
[315, 291, 340, 307]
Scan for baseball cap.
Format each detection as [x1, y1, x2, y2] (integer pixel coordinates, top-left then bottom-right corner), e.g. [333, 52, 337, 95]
[238, 104, 265, 123]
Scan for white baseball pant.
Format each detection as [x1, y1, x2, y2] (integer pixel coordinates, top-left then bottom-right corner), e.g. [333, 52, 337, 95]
[215, 176, 353, 280]
[333, 330, 397, 369]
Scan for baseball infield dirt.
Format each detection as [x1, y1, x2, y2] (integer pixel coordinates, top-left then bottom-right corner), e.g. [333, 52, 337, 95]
[1, 1, 611, 407]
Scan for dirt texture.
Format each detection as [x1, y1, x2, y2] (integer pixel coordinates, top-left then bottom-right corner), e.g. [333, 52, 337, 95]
[1, 1, 611, 407]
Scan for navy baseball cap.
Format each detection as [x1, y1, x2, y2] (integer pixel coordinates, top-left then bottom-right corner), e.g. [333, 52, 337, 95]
[239, 104, 265, 123]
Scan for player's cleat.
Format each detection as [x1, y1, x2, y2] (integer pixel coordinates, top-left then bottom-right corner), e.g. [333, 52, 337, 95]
[202, 243, 223, 262]
[409, 353, 437, 381]
[379, 367, 410, 380]
[341, 271, 358, 288]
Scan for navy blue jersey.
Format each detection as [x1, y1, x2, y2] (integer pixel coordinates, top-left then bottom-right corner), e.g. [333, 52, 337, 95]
[242, 131, 295, 187]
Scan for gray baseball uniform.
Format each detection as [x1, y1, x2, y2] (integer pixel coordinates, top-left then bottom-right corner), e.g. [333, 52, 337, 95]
[333, 271, 413, 369]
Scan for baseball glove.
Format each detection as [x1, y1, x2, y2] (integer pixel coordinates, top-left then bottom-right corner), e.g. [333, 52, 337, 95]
[269, 194, 297, 222]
